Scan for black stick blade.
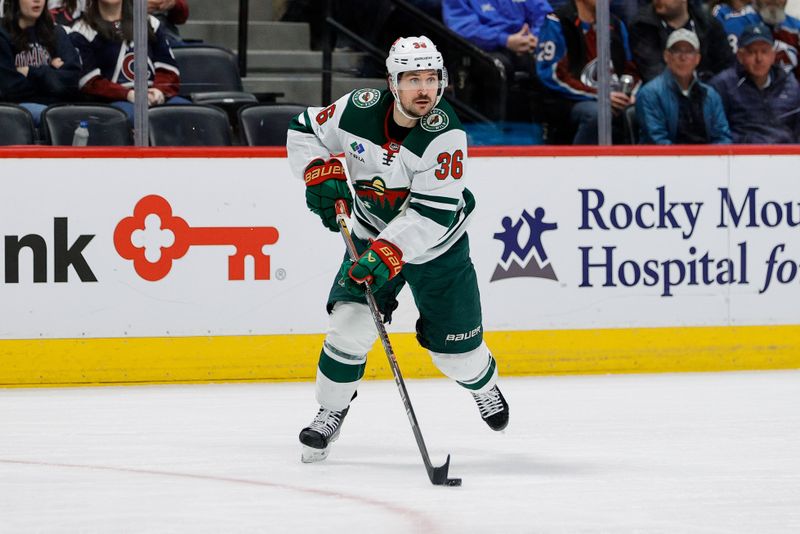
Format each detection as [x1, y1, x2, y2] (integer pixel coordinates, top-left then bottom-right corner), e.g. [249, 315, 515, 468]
[428, 454, 462, 486]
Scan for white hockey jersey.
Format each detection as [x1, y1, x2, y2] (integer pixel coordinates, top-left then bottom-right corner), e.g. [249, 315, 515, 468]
[287, 88, 475, 264]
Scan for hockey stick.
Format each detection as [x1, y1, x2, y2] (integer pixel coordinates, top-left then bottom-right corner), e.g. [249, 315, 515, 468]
[334, 200, 462, 487]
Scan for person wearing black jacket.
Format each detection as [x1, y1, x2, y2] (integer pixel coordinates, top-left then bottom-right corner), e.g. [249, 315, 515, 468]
[630, 0, 734, 83]
[0, 0, 80, 125]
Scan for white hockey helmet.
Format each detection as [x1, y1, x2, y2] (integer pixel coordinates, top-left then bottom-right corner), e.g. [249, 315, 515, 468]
[386, 36, 448, 115]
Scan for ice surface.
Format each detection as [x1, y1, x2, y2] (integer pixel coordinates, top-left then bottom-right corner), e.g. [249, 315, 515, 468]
[1, 371, 799, 533]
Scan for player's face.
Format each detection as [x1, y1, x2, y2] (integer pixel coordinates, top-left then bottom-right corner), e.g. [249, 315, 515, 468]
[18, 0, 45, 23]
[738, 41, 776, 78]
[396, 70, 439, 118]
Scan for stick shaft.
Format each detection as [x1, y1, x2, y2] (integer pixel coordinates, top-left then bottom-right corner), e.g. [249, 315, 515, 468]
[334, 201, 439, 475]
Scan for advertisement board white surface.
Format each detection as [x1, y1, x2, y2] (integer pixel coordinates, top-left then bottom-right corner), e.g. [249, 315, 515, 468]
[1, 154, 798, 340]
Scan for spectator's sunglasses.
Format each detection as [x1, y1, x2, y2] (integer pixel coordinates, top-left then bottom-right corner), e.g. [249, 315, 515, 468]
[667, 47, 699, 58]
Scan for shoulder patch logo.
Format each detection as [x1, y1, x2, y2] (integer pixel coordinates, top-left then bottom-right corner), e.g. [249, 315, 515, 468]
[352, 88, 381, 109]
[421, 108, 449, 132]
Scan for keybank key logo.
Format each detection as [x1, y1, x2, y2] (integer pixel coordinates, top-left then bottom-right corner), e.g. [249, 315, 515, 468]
[114, 195, 279, 281]
[491, 208, 558, 282]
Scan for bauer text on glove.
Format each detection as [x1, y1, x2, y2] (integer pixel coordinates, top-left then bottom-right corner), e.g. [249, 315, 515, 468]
[304, 158, 352, 232]
[343, 239, 404, 295]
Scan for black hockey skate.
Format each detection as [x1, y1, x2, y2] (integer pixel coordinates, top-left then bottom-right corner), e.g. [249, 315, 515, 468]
[471, 385, 509, 431]
[299, 404, 351, 463]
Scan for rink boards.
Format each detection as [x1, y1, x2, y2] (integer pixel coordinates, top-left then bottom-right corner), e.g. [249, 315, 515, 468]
[1, 146, 799, 386]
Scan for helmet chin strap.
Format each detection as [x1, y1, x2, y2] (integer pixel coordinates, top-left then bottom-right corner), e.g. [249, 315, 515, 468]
[394, 99, 424, 121]
[389, 80, 431, 121]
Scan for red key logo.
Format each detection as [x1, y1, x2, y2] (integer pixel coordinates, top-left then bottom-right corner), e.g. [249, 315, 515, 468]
[114, 195, 279, 281]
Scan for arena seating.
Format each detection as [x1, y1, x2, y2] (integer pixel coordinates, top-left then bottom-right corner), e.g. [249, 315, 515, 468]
[624, 106, 639, 145]
[0, 104, 36, 145]
[148, 105, 233, 146]
[172, 45, 258, 120]
[41, 104, 132, 146]
[238, 104, 307, 146]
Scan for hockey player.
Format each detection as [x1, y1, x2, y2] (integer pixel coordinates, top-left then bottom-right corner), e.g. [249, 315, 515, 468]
[286, 36, 510, 463]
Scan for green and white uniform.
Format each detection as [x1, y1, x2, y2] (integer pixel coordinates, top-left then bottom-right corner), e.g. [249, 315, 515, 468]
[287, 88, 499, 411]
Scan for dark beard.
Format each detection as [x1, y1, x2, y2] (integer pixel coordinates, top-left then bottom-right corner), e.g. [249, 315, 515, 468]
[403, 101, 430, 118]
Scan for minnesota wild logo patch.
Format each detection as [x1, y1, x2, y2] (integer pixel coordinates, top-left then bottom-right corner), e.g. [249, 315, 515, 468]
[354, 177, 410, 223]
[421, 108, 449, 132]
[352, 88, 381, 108]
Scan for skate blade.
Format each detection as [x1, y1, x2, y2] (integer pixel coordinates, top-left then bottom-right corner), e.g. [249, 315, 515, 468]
[301, 444, 330, 463]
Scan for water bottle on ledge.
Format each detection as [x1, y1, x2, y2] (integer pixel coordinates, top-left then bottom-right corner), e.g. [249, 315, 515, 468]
[72, 120, 89, 146]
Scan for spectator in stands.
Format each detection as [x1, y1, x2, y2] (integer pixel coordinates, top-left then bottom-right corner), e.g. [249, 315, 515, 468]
[443, 0, 553, 122]
[442, 0, 553, 52]
[69, 0, 188, 123]
[147, 0, 189, 46]
[48, 0, 86, 26]
[636, 29, 731, 143]
[713, 0, 800, 78]
[43, 0, 188, 40]
[711, 1, 756, 54]
[0, 0, 80, 125]
[547, 0, 639, 24]
[710, 23, 800, 142]
[535, 0, 640, 144]
[630, 0, 733, 83]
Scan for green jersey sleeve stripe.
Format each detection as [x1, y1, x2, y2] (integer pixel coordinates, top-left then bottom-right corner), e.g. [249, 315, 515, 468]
[410, 192, 460, 205]
[288, 110, 314, 134]
[432, 189, 475, 249]
[409, 201, 457, 227]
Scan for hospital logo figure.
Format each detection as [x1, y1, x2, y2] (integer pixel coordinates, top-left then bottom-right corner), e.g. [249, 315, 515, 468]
[491, 208, 558, 282]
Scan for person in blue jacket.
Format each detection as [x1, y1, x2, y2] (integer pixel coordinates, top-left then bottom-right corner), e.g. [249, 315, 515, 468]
[636, 28, 732, 144]
[442, 0, 553, 52]
[443, 0, 553, 121]
[0, 0, 80, 125]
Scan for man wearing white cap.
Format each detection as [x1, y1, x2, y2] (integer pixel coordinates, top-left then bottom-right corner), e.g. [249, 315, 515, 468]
[636, 28, 732, 143]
